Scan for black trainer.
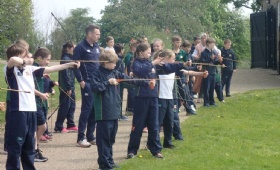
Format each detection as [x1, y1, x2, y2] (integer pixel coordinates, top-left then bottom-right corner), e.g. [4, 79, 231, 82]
[111, 163, 120, 168]
[174, 137, 184, 141]
[127, 153, 135, 159]
[186, 109, 197, 115]
[34, 149, 48, 162]
[163, 144, 175, 149]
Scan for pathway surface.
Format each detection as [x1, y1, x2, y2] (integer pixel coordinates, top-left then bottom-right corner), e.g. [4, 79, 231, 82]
[0, 68, 279, 170]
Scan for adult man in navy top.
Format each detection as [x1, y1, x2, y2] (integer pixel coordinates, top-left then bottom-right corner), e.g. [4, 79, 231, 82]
[74, 24, 101, 147]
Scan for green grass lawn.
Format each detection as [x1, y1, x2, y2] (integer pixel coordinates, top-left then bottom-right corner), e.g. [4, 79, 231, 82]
[121, 89, 280, 170]
[0, 63, 81, 124]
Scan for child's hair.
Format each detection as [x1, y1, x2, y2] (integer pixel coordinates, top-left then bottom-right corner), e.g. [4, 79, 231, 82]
[86, 24, 100, 35]
[106, 36, 114, 43]
[159, 49, 175, 59]
[224, 39, 232, 44]
[150, 43, 154, 53]
[61, 42, 74, 58]
[99, 47, 105, 53]
[181, 40, 191, 48]
[114, 43, 124, 54]
[99, 51, 118, 66]
[6, 44, 27, 60]
[206, 37, 216, 46]
[193, 36, 201, 42]
[15, 39, 29, 50]
[153, 38, 165, 48]
[134, 43, 150, 58]
[33, 47, 51, 60]
[172, 35, 182, 42]
[141, 36, 148, 42]
[153, 50, 163, 60]
[200, 32, 208, 38]
[130, 42, 137, 49]
[136, 38, 145, 44]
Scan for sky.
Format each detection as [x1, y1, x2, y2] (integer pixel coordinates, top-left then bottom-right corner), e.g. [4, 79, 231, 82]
[32, 0, 109, 33]
[32, 0, 253, 34]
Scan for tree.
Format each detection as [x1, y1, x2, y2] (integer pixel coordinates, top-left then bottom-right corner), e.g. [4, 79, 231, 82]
[220, 0, 262, 12]
[99, 0, 251, 61]
[48, 8, 96, 59]
[100, 0, 206, 45]
[0, 0, 36, 58]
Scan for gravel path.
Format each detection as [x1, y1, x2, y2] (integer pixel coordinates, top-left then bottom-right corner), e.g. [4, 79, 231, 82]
[0, 68, 279, 170]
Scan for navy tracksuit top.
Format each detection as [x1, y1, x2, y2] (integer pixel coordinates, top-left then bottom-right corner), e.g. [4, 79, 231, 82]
[91, 66, 130, 121]
[73, 39, 100, 82]
[200, 48, 220, 74]
[221, 47, 236, 72]
[132, 58, 158, 97]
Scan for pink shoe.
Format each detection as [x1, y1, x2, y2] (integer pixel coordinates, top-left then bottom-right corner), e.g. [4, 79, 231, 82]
[39, 135, 48, 143]
[61, 127, 69, 133]
[66, 126, 78, 132]
[43, 134, 53, 140]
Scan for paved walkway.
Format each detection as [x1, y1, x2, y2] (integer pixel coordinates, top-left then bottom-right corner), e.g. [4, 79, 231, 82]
[0, 68, 280, 170]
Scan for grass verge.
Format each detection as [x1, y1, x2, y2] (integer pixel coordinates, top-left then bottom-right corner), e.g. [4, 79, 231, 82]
[121, 89, 280, 169]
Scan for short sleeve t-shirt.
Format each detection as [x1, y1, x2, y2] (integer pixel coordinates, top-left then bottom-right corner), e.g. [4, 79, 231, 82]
[5, 65, 44, 111]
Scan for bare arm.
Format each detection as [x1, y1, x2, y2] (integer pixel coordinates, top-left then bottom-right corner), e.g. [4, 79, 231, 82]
[7, 57, 33, 69]
[34, 89, 49, 101]
[181, 69, 208, 77]
[181, 70, 203, 76]
[43, 62, 78, 74]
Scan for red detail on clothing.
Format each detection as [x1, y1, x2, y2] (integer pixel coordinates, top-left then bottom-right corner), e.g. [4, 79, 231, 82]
[149, 79, 155, 89]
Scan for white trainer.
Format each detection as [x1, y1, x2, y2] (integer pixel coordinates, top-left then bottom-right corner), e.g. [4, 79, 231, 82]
[76, 139, 91, 148]
[88, 139, 96, 145]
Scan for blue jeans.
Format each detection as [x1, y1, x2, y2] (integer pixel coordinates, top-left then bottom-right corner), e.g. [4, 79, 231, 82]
[77, 82, 95, 142]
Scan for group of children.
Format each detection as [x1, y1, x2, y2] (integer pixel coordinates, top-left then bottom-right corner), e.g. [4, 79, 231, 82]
[3, 30, 236, 170]
[97, 34, 236, 169]
[4, 40, 78, 169]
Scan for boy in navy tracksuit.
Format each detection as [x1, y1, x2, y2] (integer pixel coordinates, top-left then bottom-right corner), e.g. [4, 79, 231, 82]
[200, 38, 222, 107]
[5, 44, 42, 170]
[221, 39, 236, 97]
[91, 51, 131, 170]
[127, 43, 163, 159]
[124, 43, 137, 114]
[114, 43, 129, 120]
[5, 43, 77, 170]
